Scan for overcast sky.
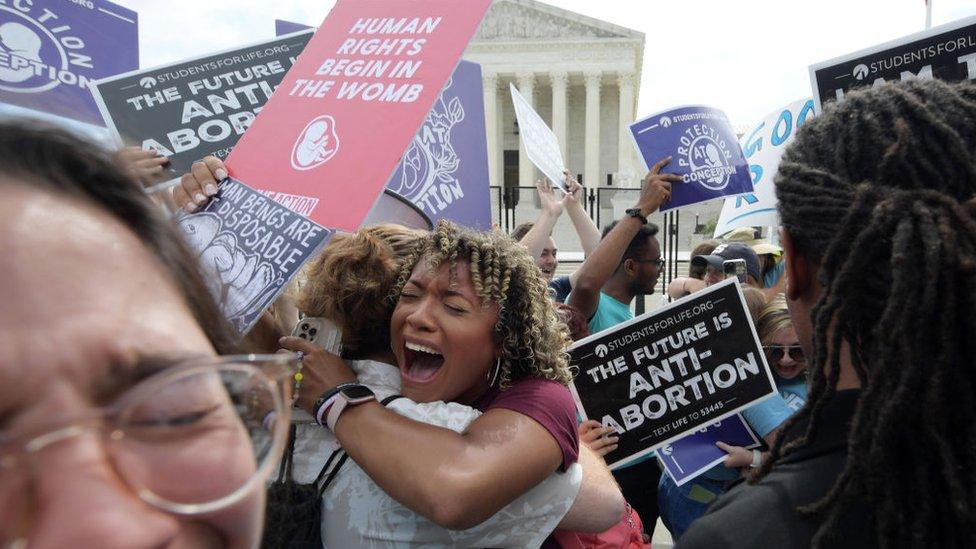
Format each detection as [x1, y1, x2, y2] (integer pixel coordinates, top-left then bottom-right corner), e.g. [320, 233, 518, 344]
[110, 0, 976, 129]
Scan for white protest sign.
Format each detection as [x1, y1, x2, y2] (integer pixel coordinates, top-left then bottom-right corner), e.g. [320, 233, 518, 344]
[509, 82, 567, 191]
[714, 99, 816, 237]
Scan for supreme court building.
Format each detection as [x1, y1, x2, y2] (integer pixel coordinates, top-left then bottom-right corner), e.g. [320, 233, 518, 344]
[464, 0, 645, 192]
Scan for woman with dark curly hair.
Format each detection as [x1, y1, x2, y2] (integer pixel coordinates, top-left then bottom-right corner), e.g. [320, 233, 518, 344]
[680, 80, 976, 548]
[285, 220, 624, 541]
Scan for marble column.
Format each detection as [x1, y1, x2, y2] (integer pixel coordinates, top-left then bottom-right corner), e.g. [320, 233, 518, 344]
[584, 71, 602, 187]
[482, 71, 500, 188]
[516, 72, 536, 187]
[617, 72, 636, 186]
[551, 71, 569, 164]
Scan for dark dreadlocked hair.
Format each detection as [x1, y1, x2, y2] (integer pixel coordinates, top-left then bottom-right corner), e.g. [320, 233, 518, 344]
[759, 79, 976, 548]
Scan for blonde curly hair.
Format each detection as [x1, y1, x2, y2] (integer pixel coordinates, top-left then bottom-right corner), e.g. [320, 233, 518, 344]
[298, 224, 424, 354]
[393, 220, 574, 389]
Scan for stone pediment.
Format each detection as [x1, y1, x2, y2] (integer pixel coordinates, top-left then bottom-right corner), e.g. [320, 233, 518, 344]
[473, 0, 642, 42]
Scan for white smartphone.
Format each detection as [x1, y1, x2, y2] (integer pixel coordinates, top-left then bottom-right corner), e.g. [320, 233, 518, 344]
[291, 317, 343, 355]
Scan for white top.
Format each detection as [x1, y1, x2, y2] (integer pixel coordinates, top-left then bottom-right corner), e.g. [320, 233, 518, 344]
[291, 360, 581, 548]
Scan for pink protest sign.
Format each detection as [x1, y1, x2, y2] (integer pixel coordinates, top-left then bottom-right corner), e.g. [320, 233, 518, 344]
[227, 0, 492, 231]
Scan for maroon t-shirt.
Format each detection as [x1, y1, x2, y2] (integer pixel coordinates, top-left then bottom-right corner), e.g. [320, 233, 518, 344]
[474, 377, 580, 471]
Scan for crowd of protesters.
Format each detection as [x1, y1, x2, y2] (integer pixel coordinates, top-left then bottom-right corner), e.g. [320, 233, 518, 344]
[3, 78, 976, 549]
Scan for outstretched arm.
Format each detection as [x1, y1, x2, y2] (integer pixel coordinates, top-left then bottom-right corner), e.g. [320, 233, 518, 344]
[568, 157, 678, 319]
[562, 172, 601, 259]
[519, 179, 564, 260]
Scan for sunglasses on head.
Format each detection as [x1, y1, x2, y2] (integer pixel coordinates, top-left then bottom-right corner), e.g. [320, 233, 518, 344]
[763, 345, 804, 362]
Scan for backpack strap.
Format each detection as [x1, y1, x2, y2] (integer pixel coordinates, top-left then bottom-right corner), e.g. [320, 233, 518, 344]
[313, 393, 406, 496]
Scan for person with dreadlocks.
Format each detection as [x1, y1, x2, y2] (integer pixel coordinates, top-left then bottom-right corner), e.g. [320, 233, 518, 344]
[679, 79, 976, 548]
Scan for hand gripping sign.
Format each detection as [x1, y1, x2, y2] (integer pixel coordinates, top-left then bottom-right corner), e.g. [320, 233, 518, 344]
[0, 0, 138, 125]
[657, 414, 761, 486]
[629, 106, 752, 211]
[227, 0, 492, 232]
[568, 279, 777, 470]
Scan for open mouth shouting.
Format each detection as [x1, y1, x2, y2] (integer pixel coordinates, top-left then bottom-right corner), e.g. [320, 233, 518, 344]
[401, 340, 445, 383]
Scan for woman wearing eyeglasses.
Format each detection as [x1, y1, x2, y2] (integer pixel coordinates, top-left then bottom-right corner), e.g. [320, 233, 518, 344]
[0, 122, 296, 548]
[657, 295, 808, 538]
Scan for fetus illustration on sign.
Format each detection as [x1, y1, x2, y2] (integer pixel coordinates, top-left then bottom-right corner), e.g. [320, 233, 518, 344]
[291, 114, 340, 170]
[0, 21, 41, 84]
[179, 213, 281, 331]
[390, 77, 465, 208]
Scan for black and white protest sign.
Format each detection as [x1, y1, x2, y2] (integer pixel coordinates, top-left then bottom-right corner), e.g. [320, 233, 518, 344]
[811, 15, 976, 111]
[568, 278, 776, 469]
[178, 177, 331, 334]
[91, 30, 314, 183]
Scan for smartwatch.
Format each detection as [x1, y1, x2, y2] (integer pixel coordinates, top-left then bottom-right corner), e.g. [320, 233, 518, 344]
[625, 207, 648, 225]
[312, 382, 357, 425]
[325, 384, 376, 431]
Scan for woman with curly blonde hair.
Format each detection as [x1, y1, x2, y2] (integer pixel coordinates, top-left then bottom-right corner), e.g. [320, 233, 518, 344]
[285, 220, 624, 544]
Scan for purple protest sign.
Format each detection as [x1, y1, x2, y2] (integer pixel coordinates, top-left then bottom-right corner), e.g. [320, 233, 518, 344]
[274, 19, 311, 36]
[630, 106, 752, 211]
[658, 414, 761, 486]
[378, 60, 491, 230]
[0, 0, 138, 125]
[273, 22, 492, 231]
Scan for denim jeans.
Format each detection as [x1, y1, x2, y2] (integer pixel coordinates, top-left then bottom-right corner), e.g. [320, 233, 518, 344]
[657, 471, 729, 540]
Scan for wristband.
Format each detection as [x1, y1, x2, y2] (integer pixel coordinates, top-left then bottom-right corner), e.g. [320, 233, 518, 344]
[325, 384, 376, 431]
[625, 207, 648, 225]
[749, 449, 762, 469]
[312, 383, 358, 426]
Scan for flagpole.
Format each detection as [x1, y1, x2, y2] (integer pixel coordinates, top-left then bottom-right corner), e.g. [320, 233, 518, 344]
[926, 0, 933, 29]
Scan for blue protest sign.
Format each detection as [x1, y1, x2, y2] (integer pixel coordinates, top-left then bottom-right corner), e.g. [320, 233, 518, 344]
[658, 414, 761, 486]
[630, 106, 752, 211]
[0, 0, 138, 125]
[179, 177, 332, 334]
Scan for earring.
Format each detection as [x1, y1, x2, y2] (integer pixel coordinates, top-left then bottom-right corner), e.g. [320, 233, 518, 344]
[487, 357, 501, 387]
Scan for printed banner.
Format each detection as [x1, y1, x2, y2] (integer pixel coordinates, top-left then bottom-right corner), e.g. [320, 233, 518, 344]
[91, 31, 314, 181]
[568, 279, 776, 469]
[658, 414, 761, 486]
[811, 15, 976, 111]
[630, 106, 752, 212]
[228, 0, 493, 232]
[0, 0, 138, 125]
[377, 60, 491, 230]
[179, 177, 332, 334]
[714, 99, 816, 237]
[509, 82, 567, 191]
[274, 21, 492, 231]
